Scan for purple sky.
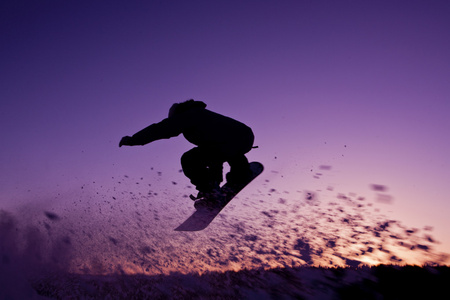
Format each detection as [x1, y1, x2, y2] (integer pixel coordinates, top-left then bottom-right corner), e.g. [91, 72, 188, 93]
[1, 0, 450, 265]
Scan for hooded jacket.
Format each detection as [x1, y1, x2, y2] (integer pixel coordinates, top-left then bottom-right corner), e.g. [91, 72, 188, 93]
[127, 101, 254, 152]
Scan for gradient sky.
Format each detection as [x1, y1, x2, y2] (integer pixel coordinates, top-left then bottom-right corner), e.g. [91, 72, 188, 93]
[1, 0, 450, 267]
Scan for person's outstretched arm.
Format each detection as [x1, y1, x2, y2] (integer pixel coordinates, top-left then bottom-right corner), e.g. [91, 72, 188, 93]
[119, 118, 181, 147]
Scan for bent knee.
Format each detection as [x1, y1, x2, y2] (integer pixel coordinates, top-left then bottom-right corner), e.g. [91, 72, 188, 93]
[181, 148, 200, 166]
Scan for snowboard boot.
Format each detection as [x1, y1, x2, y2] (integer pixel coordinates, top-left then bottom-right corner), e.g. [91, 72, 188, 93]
[193, 184, 225, 210]
[225, 168, 252, 190]
[191, 180, 220, 199]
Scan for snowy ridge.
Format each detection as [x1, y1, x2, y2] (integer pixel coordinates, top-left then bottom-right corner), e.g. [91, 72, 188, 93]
[32, 265, 450, 299]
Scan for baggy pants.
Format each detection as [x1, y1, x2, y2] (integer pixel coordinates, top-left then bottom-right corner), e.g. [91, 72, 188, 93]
[181, 130, 254, 192]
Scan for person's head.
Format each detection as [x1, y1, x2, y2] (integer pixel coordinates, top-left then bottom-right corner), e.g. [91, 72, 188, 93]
[168, 99, 207, 118]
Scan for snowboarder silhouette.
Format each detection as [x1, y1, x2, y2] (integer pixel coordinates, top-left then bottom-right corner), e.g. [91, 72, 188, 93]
[119, 99, 255, 200]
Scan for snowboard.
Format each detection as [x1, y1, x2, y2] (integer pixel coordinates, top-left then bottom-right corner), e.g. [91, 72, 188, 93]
[175, 162, 264, 231]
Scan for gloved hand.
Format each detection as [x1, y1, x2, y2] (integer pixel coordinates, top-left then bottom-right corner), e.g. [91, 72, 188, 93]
[119, 136, 133, 147]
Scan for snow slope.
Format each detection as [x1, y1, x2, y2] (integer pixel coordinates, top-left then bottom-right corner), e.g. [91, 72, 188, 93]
[32, 265, 450, 299]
